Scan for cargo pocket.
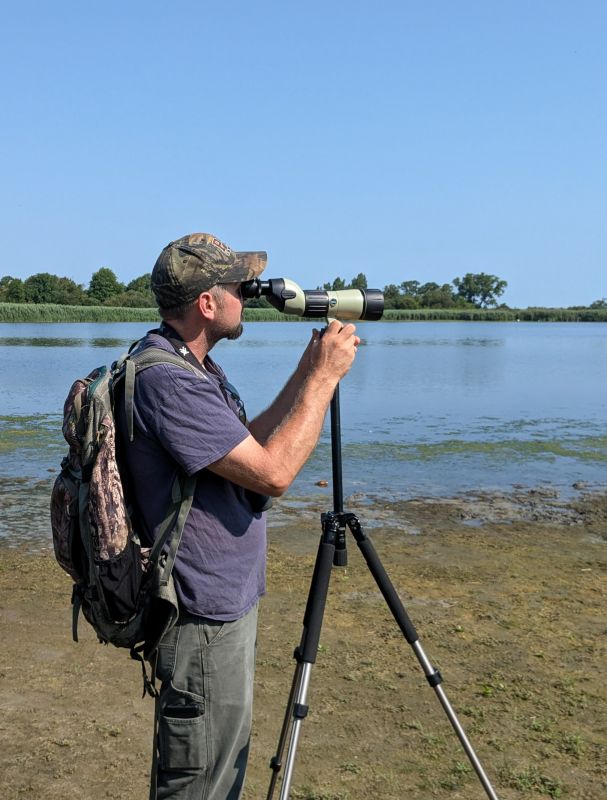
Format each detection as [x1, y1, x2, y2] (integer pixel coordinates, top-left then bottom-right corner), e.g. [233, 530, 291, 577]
[159, 702, 207, 771]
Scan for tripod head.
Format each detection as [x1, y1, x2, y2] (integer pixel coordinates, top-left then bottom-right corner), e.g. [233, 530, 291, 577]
[241, 278, 384, 321]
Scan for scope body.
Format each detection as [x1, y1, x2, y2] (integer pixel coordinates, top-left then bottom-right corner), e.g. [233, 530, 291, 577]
[241, 278, 384, 321]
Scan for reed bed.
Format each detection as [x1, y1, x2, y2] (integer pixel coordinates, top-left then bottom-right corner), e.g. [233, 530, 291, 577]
[1, 303, 606, 324]
[0, 303, 161, 323]
[382, 307, 607, 322]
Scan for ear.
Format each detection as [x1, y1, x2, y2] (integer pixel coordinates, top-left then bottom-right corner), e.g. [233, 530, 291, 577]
[196, 291, 218, 321]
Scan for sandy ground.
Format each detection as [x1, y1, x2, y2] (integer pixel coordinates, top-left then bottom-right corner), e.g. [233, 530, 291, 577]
[0, 490, 605, 800]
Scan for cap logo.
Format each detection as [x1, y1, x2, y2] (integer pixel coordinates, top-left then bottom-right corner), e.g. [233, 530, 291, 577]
[212, 237, 232, 257]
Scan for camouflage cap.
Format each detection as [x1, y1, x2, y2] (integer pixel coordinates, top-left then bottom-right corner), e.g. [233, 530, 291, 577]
[151, 232, 267, 309]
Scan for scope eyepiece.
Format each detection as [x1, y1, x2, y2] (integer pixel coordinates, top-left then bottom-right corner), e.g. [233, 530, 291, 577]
[241, 279, 265, 299]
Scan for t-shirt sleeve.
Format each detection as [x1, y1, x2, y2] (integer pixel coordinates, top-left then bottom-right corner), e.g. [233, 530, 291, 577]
[135, 364, 250, 476]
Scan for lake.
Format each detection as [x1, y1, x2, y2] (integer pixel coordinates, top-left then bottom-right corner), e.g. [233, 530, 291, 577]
[1, 320, 606, 544]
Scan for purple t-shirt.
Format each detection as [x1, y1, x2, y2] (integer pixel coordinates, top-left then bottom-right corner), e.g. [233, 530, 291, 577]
[117, 332, 267, 621]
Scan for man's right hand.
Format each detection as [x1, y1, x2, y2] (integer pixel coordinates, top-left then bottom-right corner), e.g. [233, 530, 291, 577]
[298, 320, 361, 385]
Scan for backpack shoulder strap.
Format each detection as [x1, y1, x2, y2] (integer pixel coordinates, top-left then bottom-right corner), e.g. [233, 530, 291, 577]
[149, 472, 197, 568]
[116, 347, 206, 442]
[128, 346, 205, 374]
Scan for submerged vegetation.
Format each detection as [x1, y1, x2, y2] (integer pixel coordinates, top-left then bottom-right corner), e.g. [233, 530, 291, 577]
[1, 302, 607, 324]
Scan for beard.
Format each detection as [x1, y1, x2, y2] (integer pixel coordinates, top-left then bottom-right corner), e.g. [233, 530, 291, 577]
[208, 286, 244, 346]
[224, 322, 244, 341]
[208, 318, 244, 347]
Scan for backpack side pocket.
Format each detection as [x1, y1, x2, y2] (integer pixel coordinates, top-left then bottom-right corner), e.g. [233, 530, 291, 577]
[95, 534, 145, 623]
[50, 468, 84, 582]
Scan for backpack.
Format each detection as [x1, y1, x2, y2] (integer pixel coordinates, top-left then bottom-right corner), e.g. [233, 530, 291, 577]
[50, 343, 200, 696]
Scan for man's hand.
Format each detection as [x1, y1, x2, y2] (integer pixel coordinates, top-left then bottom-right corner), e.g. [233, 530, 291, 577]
[298, 320, 361, 384]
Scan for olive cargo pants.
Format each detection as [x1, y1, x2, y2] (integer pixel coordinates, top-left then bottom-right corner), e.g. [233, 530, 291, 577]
[152, 604, 258, 800]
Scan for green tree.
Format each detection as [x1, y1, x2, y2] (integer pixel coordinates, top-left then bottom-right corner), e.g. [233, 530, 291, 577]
[106, 290, 156, 308]
[382, 284, 418, 309]
[0, 275, 12, 299]
[88, 267, 125, 304]
[24, 272, 61, 303]
[382, 284, 400, 309]
[323, 277, 347, 291]
[123, 273, 155, 306]
[53, 277, 89, 305]
[22, 273, 89, 305]
[401, 280, 420, 298]
[243, 295, 272, 309]
[126, 274, 152, 294]
[0, 276, 26, 303]
[590, 298, 607, 309]
[350, 272, 368, 290]
[452, 272, 507, 308]
[417, 282, 439, 304]
[419, 282, 457, 308]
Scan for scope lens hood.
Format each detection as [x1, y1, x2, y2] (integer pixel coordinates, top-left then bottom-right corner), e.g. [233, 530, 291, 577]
[361, 289, 385, 320]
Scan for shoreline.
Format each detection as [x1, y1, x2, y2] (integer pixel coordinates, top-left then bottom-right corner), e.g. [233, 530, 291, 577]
[2, 480, 605, 551]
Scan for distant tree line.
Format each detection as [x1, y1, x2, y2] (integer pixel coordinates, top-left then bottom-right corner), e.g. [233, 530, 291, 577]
[1, 268, 605, 311]
[323, 272, 509, 309]
[0, 269, 155, 307]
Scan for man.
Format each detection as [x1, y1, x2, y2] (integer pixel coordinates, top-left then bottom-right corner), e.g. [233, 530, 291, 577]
[118, 233, 360, 800]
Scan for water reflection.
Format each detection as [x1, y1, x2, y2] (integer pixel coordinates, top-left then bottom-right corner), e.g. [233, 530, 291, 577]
[0, 337, 133, 348]
[368, 337, 503, 348]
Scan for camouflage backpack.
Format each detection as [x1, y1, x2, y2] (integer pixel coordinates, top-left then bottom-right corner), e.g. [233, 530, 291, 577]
[50, 344, 199, 695]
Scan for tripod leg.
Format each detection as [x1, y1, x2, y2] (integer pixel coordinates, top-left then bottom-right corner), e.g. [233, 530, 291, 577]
[347, 516, 500, 800]
[267, 516, 340, 800]
[277, 661, 314, 800]
[266, 658, 304, 800]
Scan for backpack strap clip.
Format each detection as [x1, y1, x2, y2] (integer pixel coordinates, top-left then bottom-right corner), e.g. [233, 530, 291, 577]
[71, 584, 83, 643]
[130, 646, 159, 699]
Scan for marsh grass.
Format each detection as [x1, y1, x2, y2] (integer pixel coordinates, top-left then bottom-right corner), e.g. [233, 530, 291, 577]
[2, 302, 607, 323]
[0, 303, 161, 323]
[382, 307, 607, 321]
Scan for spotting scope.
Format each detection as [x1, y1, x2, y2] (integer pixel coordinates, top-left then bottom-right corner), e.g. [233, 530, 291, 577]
[241, 278, 384, 321]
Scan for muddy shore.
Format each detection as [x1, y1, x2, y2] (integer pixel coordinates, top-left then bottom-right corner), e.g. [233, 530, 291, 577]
[0, 490, 605, 799]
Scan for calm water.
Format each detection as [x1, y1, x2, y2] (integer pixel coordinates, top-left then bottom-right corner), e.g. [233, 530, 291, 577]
[1, 320, 606, 542]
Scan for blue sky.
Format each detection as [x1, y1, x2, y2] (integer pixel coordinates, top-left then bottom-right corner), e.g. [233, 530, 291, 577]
[1, 1, 605, 308]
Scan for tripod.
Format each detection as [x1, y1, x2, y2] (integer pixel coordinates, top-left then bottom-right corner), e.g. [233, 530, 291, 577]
[267, 384, 500, 800]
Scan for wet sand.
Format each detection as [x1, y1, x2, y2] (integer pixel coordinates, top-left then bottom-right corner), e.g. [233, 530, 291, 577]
[0, 491, 605, 799]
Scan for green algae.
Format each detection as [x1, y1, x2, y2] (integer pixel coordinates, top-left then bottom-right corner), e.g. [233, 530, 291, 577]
[0, 415, 62, 454]
[341, 435, 607, 464]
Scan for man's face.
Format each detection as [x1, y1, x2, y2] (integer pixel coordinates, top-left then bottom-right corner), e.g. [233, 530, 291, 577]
[210, 282, 244, 342]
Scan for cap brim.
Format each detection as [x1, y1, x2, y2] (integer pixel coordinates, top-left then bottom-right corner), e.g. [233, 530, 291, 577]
[218, 251, 267, 284]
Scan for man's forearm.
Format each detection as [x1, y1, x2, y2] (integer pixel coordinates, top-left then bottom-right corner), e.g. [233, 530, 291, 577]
[206, 322, 360, 496]
[248, 363, 310, 443]
[260, 371, 336, 489]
